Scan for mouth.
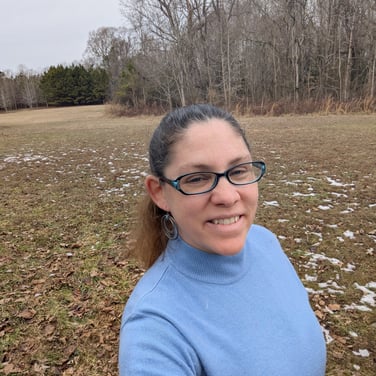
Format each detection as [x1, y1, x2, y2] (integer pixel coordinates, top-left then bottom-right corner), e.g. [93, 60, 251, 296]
[210, 215, 241, 225]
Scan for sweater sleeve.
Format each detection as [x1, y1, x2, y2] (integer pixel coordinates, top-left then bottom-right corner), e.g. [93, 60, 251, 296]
[119, 313, 201, 376]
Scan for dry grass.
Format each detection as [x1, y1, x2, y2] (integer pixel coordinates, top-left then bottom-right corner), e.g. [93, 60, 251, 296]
[0, 105, 375, 375]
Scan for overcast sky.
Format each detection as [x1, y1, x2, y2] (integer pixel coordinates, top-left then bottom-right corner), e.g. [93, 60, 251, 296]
[1, 0, 124, 73]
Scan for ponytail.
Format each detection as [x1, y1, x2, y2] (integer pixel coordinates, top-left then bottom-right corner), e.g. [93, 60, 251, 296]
[131, 195, 168, 268]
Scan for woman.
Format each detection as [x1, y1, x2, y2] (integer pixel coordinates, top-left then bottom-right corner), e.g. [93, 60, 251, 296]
[119, 104, 326, 375]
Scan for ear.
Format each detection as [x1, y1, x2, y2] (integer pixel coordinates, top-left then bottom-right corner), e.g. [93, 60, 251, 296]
[145, 175, 170, 212]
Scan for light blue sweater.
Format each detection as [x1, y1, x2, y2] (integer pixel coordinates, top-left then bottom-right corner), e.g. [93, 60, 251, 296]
[119, 225, 326, 375]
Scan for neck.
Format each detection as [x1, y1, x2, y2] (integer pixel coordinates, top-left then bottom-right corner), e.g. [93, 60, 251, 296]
[165, 237, 249, 284]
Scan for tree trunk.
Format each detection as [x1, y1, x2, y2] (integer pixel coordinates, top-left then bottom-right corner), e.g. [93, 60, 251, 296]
[344, 13, 355, 101]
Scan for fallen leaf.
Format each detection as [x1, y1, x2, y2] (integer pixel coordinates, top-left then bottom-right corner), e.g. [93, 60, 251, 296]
[58, 344, 77, 365]
[332, 350, 344, 359]
[314, 309, 324, 319]
[328, 303, 341, 311]
[32, 278, 46, 285]
[89, 268, 99, 278]
[335, 335, 347, 345]
[17, 308, 36, 320]
[33, 362, 49, 372]
[2, 363, 23, 375]
[44, 323, 56, 336]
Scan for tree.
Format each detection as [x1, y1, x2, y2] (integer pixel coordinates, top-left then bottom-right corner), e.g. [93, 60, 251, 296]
[114, 0, 375, 110]
[40, 65, 108, 106]
[0, 72, 14, 111]
[15, 67, 41, 108]
[83, 27, 132, 100]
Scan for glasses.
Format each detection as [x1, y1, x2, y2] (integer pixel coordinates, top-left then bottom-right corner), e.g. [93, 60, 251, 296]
[160, 161, 266, 195]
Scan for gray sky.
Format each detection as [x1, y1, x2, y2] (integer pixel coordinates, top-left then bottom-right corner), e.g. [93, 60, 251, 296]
[1, 0, 124, 73]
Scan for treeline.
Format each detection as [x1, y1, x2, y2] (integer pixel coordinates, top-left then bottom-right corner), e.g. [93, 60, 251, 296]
[0, 65, 108, 111]
[1, 0, 375, 114]
[112, 0, 375, 113]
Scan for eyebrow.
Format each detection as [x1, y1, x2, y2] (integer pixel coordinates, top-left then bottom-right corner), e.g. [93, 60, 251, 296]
[178, 155, 252, 174]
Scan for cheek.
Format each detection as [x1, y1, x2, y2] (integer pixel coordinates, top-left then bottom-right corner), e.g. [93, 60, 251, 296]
[243, 185, 259, 203]
[168, 196, 205, 221]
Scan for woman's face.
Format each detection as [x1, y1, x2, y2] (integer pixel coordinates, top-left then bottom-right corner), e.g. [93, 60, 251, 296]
[149, 119, 259, 256]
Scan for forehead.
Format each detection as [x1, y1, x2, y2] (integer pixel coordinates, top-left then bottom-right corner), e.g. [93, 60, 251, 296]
[180, 118, 243, 144]
[167, 119, 250, 172]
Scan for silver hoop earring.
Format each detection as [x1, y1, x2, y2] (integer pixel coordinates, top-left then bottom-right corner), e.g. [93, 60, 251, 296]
[161, 213, 179, 240]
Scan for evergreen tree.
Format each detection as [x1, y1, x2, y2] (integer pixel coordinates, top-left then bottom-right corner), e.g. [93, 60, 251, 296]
[40, 65, 109, 106]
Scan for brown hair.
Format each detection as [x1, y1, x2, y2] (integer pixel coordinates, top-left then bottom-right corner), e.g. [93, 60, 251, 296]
[132, 104, 250, 268]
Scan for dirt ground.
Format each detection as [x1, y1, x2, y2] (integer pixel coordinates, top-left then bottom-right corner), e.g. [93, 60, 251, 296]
[0, 105, 375, 375]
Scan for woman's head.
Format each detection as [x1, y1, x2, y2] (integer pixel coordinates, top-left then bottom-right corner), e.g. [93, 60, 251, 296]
[149, 104, 250, 178]
[135, 104, 262, 268]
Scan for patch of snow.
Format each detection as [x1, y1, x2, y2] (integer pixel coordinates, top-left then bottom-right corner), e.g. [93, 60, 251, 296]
[321, 326, 334, 344]
[326, 177, 344, 187]
[326, 224, 338, 229]
[366, 281, 376, 289]
[341, 208, 355, 214]
[263, 201, 280, 207]
[352, 349, 370, 357]
[331, 192, 348, 198]
[304, 274, 317, 282]
[342, 263, 356, 272]
[305, 287, 324, 295]
[343, 230, 355, 239]
[292, 192, 316, 197]
[310, 232, 323, 240]
[354, 282, 376, 307]
[366, 248, 374, 255]
[344, 303, 372, 312]
[318, 281, 344, 290]
[326, 177, 354, 187]
[318, 205, 332, 210]
[305, 252, 343, 267]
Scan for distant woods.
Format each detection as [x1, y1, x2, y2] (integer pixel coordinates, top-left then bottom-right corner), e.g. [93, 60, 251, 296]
[0, 66, 108, 110]
[1, 0, 375, 114]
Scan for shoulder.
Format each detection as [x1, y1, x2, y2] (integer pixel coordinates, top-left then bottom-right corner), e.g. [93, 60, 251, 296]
[119, 302, 200, 375]
[122, 258, 170, 322]
[119, 259, 200, 374]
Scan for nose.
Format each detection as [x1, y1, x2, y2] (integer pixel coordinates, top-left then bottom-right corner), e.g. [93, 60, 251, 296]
[210, 175, 240, 206]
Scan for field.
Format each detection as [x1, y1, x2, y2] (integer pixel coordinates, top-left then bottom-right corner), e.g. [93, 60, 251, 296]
[0, 105, 375, 375]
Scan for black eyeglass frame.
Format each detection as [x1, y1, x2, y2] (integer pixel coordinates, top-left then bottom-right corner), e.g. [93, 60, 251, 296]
[159, 161, 266, 195]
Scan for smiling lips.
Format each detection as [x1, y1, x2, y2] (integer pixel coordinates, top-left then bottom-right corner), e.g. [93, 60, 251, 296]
[211, 215, 240, 225]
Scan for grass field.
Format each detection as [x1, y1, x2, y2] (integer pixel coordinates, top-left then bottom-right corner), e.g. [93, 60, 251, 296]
[0, 105, 375, 375]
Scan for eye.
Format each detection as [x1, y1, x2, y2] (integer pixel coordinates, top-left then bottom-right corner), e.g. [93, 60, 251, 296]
[229, 166, 249, 177]
[228, 164, 254, 182]
[181, 173, 212, 185]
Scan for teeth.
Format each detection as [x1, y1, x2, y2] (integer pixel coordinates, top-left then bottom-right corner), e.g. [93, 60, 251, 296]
[212, 216, 240, 225]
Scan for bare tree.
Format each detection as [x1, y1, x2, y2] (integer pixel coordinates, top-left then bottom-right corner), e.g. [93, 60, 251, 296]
[0, 71, 18, 111]
[83, 27, 132, 99]
[16, 67, 41, 108]
[114, 0, 375, 110]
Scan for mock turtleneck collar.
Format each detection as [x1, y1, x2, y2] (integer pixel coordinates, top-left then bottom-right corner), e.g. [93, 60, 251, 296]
[164, 237, 250, 284]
